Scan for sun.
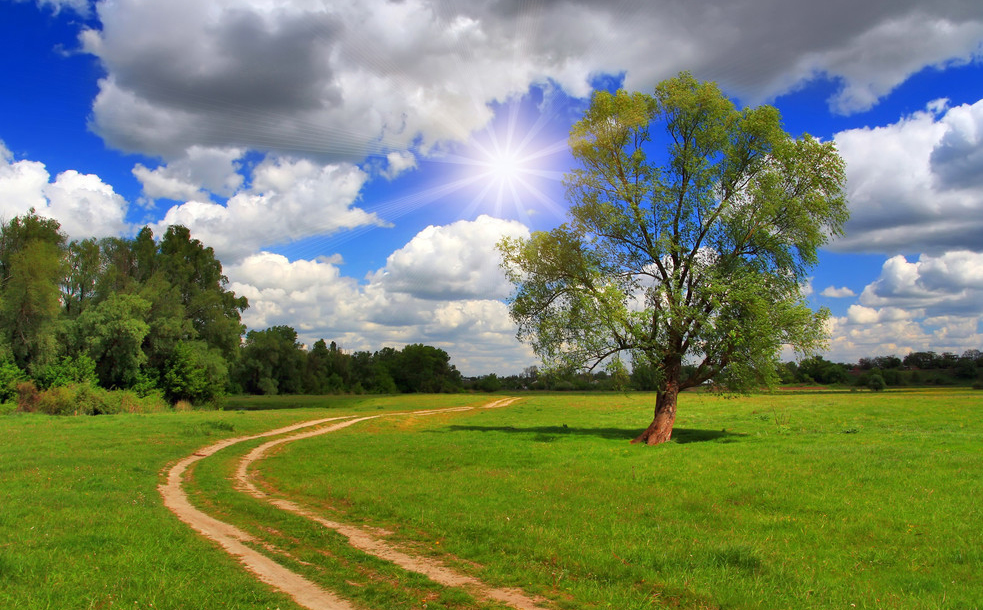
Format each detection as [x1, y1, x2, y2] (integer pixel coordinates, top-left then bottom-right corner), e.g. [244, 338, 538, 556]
[431, 99, 571, 223]
[360, 97, 572, 228]
[484, 148, 522, 183]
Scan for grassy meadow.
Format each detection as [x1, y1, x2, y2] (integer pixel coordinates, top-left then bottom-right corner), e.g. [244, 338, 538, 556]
[1, 389, 980, 609]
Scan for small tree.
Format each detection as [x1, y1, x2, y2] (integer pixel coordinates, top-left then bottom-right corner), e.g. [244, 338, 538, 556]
[500, 73, 848, 445]
[867, 373, 886, 392]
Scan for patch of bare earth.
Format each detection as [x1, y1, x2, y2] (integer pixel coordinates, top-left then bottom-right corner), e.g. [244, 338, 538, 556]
[160, 398, 546, 610]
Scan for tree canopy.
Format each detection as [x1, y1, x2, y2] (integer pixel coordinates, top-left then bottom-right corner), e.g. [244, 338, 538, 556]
[500, 73, 849, 444]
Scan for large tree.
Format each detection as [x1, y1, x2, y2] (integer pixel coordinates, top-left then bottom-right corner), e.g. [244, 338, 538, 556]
[500, 73, 849, 445]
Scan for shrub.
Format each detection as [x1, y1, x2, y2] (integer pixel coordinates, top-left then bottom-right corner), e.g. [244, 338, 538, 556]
[0, 360, 25, 403]
[162, 341, 229, 405]
[18, 383, 170, 416]
[32, 355, 97, 390]
[867, 373, 886, 392]
[15, 381, 40, 412]
[36, 385, 81, 415]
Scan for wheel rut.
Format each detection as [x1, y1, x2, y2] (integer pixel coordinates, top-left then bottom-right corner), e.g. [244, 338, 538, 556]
[160, 398, 545, 610]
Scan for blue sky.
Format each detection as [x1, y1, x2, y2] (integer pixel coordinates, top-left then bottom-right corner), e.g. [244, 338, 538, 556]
[2, 0, 983, 374]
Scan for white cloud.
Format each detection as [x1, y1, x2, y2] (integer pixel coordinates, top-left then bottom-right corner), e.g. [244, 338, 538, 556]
[79, 0, 983, 165]
[800, 277, 814, 297]
[382, 151, 417, 180]
[807, 15, 983, 114]
[133, 146, 245, 203]
[820, 285, 857, 298]
[224, 217, 538, 375]
[0, 141, 130, 239]
[833, 98, 983, 254]
[44, 170, 130, 238]
[370, 215, 530, 300]
[153, 155, 385, 263]
[823, 251, 983, 362]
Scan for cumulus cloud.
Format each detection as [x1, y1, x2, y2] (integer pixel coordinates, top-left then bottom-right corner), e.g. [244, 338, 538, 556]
[859, 252, 983, 316]
[834, 98, 983, 254]
[133, 146, 245, 203]
[382, 151, 418, 180]
[0, 141, 130, 238]
[153, 155, 386, 263]
[804, 15, 983, 114]
[824, 252, 983, 362]
[224, 217, 537, 375]
[370, 215, 530, 300]
[820, 286, 857, 298]
[78, 0, 983, 164]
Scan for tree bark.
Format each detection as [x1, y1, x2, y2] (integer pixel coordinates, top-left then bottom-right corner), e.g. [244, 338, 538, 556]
[631, 379, 679, 446]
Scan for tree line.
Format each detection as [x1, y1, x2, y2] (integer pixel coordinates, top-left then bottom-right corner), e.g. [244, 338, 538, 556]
[0, 211, 461, 413]
[468, 350, 983, 393]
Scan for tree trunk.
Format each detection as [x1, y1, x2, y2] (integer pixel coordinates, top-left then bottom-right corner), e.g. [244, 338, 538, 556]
[632, 379, 679, 446]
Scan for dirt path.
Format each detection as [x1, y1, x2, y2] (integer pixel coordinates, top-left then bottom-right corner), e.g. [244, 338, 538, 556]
[160, 398, 544, 610]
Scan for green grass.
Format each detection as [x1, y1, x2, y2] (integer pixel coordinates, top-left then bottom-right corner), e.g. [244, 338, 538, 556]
[255, 389, 983, 609]
[2, 390, 980, 609]
[0, 394, 427, 609]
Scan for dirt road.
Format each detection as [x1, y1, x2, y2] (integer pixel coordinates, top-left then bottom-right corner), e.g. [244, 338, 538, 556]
[160, 398, 544, 610]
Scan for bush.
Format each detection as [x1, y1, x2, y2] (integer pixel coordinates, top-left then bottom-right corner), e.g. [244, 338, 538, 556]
[15, 381, 40, 412]
[0, 360, 25, 403]
[161, 341, 229, 405]
[19, 382, 169, 416]
[867, 373, 886, 392]
[33, 355, 97, 390]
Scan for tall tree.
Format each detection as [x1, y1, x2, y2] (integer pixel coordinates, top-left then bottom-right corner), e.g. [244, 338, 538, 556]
[234, 326, 305, 395]
[0, 210, 65, 283]
[500, 74, 848, 445]
[158, 226, 247, 358]
[62, 238, 102, 318]
[1, 241, 65, 371]
[71, 293, 151, 389]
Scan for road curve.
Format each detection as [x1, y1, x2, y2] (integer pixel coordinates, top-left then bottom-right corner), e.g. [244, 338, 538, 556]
[160, 398, 544, 610]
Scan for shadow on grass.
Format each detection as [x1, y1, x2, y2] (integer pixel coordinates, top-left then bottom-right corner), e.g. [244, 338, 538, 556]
[443, 424, 745, 444]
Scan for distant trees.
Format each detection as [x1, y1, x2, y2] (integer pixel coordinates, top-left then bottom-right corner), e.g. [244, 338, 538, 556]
[231, 338, 462, 396]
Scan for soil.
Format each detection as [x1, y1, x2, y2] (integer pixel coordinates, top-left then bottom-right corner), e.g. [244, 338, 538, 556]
[160, 398, 546, 610]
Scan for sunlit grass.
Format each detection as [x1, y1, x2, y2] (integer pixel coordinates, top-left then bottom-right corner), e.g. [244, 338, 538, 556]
[258, 389, 983, 609]
[2, 389, 980, 609]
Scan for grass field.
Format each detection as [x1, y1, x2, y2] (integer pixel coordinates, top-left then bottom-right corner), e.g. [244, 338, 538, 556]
[2, 389, 980, 609]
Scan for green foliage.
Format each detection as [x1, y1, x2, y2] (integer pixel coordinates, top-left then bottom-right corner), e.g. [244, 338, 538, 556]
[867, 372, 887, 392]
[389, 343, 462, 393]
[0, 359, 25, 403]
[500, 73, 848, 422]
[234, 326, 306, 395]
[474, 373, 502, 392]
[798, 355, 849, 385]
[158, 226, 247, 358]
[71, 293, 151, 389]
[162, 341, 228, 405]
[32, 354, 98, 390]
[1, 240, 65, 371]
[61, 238, 101, 318]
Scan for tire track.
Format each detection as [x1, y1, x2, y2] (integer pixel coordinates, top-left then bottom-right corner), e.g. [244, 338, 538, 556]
[160, 398, 544, 610]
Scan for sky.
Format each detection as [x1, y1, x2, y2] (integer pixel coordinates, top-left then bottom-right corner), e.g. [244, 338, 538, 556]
[2, 0, 982, 376]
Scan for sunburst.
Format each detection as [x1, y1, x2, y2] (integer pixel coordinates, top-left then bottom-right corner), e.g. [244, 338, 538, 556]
[432, 98, 571, 223]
